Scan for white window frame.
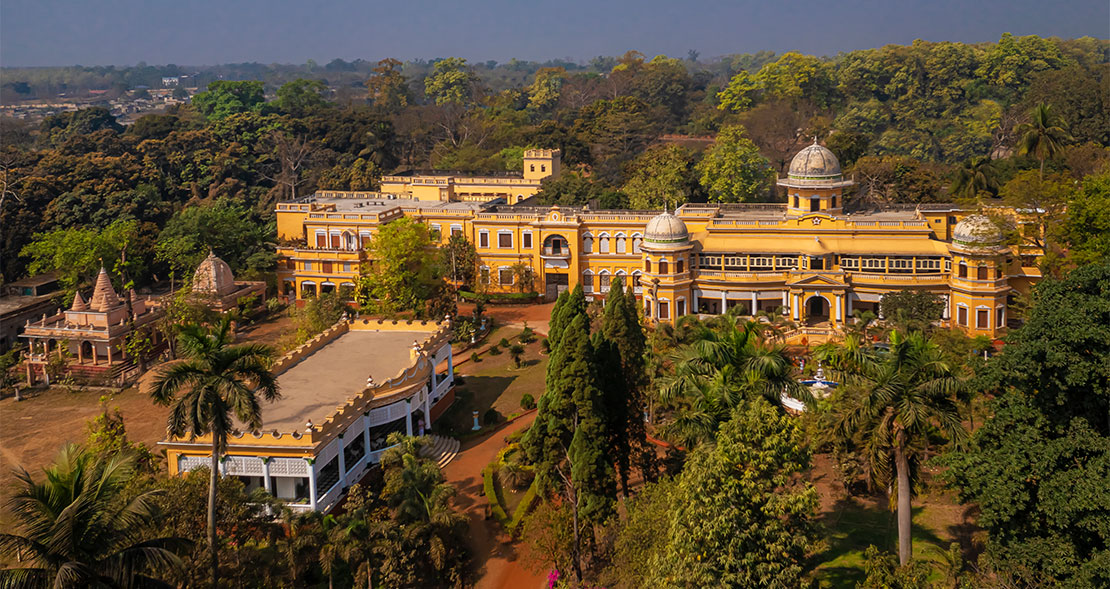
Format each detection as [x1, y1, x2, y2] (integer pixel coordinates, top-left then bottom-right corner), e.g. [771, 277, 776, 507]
[615, 232, 627, 254]
[497, 230, 514, 249]
[478, 230, 490, 249]
[582, 233, 594, 254]
[599, 232, 611, 254]
[498, 266, 515, 286]
[632, 233, 643, 254]
[522, 231, 533, 249]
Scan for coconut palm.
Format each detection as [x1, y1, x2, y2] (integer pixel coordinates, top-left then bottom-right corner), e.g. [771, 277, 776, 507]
[657, 314, 809, 446]
[817, 330, 966, 565]
[0, 444, 188, 588]
[148, 317, 279, 589]
[950, 156, 1000, 201]
[1016, 102, 1072, 179]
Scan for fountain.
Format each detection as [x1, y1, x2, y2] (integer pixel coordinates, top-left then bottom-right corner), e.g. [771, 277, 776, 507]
[783, 361, 840, 412]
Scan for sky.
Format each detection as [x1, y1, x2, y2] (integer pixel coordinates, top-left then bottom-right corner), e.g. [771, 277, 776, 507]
[2, 0, 1107, 67]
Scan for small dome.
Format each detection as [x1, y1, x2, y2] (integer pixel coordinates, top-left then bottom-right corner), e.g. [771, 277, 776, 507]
[952, 215, 1003, 246]
[644, 211, 689, 246]
[788, 141, 841, 179]
[193, 252, 237, 297]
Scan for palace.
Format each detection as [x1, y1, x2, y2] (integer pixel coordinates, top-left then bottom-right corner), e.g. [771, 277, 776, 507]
[161, 317, 455, 513]
[275, 143, 1043, 339]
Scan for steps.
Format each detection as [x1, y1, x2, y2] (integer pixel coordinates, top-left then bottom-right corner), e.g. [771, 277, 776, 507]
[420, 435, 461, 470]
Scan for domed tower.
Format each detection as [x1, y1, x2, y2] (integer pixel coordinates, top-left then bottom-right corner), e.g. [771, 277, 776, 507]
[640, 210, 694, 322]
[779, 140, 855, 217]
[948, 215, 1010, 337]
[192, 251, 239, 297]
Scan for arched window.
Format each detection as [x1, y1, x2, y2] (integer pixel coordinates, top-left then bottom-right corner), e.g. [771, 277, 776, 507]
[582, 233, 594, 254]
[659, 259, 669, 274]
[977, 266, 989, 280]
[958, 262, 968, 278]
[582, 270, 594, 292]
[676, 259, 684, 275]
[831, 194, 838, 208]
[615, 269, 627, 290]
[632, 270, 643, 294]
[541, 165, 546, 173]
[530, 164, 535, 172]
[644, 259, 651, 273]
[793, 195, 799, 208]
[616, 233, 627, 254]
[632, 233, 643, 253]
[599, 233, 611, 254]
[599, 270, 611, 292]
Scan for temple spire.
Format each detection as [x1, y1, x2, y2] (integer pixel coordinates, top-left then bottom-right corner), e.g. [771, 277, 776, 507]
[70, 291, 89, 312]
[89, 266, 121, 312]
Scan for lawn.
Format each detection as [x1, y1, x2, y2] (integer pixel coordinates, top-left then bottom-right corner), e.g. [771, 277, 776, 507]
[439, 328, 548, 436]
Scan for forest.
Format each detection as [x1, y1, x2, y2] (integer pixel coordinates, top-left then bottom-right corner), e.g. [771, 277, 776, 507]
[1, 33, 1108, 291]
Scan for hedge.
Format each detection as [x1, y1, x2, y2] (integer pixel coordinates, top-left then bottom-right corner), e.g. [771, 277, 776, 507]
[482, 464, 511, 527]
[459, 291, 541, 303]
[507, 481, 540, 538]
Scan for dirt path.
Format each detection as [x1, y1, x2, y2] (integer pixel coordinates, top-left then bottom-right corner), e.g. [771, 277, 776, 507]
[441, 413, 546, 589]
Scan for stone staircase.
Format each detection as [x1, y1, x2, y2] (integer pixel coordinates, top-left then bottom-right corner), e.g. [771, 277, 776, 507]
[420, 435, 461, 469]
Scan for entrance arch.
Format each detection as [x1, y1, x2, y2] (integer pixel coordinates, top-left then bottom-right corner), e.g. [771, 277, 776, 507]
[806, 295, 830, 325]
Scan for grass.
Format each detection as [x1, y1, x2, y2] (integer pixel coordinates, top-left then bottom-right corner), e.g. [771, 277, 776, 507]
[441, 329, 549, 435]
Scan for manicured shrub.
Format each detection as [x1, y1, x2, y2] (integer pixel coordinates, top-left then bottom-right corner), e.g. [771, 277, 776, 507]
[509, 343, 525, 368]
[520, 393, 536, 411]
[499, 337, 510, 348]
[540, 338, 550, 354]
[470, 352, 481, 363]
[484, 408, 501, 425]
[488, 344, 501, 355]
[519, 323, 535, 343]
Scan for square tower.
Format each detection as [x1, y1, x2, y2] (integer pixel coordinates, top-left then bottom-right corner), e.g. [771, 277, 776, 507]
[523, 149, 562, 182]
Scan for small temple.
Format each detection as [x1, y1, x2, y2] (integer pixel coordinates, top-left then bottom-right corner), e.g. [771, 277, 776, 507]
[190, 251, 267, 313]
[22, 266, 166, 384]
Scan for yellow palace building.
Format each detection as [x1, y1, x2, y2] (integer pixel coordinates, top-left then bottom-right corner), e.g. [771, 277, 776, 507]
[276, 143, 1042, 339]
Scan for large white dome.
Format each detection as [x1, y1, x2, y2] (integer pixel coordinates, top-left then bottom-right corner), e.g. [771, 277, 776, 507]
[788, 142, 842, 179]
[644, 211, 689, 245]
[193, 251, 238, 297]
[952, 215, 1003, 247]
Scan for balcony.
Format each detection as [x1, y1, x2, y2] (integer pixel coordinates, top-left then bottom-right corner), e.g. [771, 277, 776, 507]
[695, 270, 790, 281]
[540, 246, 571, 260]
[849, 272, 947, 286]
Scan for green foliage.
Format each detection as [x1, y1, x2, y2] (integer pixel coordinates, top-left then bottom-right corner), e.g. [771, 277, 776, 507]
[0, 444, 189, 588]
[424, 57, 479, 106]
[191, 80, 266, 120]
[39, 107, 123, 146]
[716, 69, 758, 112]
[21, 218, 141, 300]
[484, 407, 502, 425]
[648, 400, 819, 587]
[358, 217, 449, 317]
[879, 289, 945, 332]
[483, 463, 512, 526]
[857, 545, 935, 589]
[621, 144, 696, 209]
[534, 170, 626, 208]
[1059, 172, 1110, 266]
[290, 291, 346, 346]
[509, 343, 525, 367]
[695, 124, 777, 202]
[604, 478, 676, 589]
[441, 232, 479, 288]
[521, 393, 536, 410]
[273, 79, 329, 116]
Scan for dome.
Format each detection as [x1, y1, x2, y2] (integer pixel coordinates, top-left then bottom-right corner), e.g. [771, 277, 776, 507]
[952, 215, 1003, 247]
[644, 211, 689, 246]
[192, 252, 238, 297]
[788, 141, 841, 179]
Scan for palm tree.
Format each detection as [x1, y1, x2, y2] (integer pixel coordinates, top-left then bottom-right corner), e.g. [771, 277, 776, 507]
[1016, 102, 1072, 179]
[0, 444, 188, 588]
[657, 315, 809, 446]
[817, 330, 966, 565]
[950, 156, 1000, 201]
[148, 317, 279, 589]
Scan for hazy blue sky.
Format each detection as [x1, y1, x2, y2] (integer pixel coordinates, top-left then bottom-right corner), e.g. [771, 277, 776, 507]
[2, 0, 1107, 67]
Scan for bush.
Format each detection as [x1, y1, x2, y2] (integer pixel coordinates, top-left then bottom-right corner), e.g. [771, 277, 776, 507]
[499, 337, 510, 348]
[482, 464, 511, 526]
[498, 460, 535, 490]
[470, 352, 481, 363]
[484, 408, 502, 425]
[519, 323, 535, 343]
[540, 338, 550, 354]
[488, 344, 501, 355]
[509, 343, 525, 368]
[520, 393, 536, 411]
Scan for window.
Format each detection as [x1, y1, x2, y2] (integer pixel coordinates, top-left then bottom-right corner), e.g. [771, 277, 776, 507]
[343, 435, 366, 469]
[530, 164, 535, 172]
[541, 165, 546, 173]
[316, 456, 340, 495]
[582, 272, 593, 291]
[645, 259, 651, 273]
[499, 268, 514, 285]
[977, 266, 988, 280]
[957, 306, 968, 326]
[599, 235, 610, 254]
[429, 224, 441, 240]
[599, 272, 611, 291]
[321, 262, 333, 274]
[676, 259, 684, 274]
[977, 309, 989, 329]
[658, 301, 670, 320]
[616, 234, 627, 254]
[677, 299, 686, 317]
[304, 261, 313, 271]
[958, 262, 967, 278]
[793, 195, 799, 208]
[360, 232, 371, 248]
[997, 306, 1006, 327]
[450, 224, 462, 236]
[343, 262, 352, 272]
[583, 235, 594, 254]
[498, 232, 513, 249]
[479, 231, 489, 248]
[632, 235, 642, 253]
[632, 270, 643, 293]
[831, 195, 837, 208]
[330, 233, 341, 248]
[810, 197, 820, 212]
[480, 267, 490, 285]
[522, 232, 533, 249]
[659, 259, 669, 274]
[315, 232, 327, 247]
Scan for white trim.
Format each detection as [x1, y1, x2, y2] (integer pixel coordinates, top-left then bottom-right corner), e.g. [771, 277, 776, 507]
[496, 230, 514, 249]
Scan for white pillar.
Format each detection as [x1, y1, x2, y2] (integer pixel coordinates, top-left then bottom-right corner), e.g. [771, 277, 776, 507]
[405, 400, 413, 437]
[692, 291, 699, 314]
[942, 294, 951, 320]
[262, 459, 272, 494]
[792, 294, 800, 321]
[721, 292, 727, 314]
[337, 437, 348, 489]
[306, 459, 318, 511]
[846, 293, 853, 318]
[751, 292, 758, 316]
[835, 294, 843, 323]
[362, 414, 372, 458]
[782, 291, 788, 308]
[423, 385, 431, 427]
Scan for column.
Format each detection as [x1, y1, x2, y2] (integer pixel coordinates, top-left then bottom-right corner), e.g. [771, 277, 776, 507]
[337, 437, 348, 489]
[835, 294, 843, 324]
[751, 292, 758, 316]
[405, 400, 413, 437]
[362, 414, 372, 460]
[782, 291, 788, 308]
[846, 293, 853, 318]
[942, 294, 951, 320]
[424, 385, 432, 427]
[77, 341, 84, 364]
[692, 291, 699, 314]
[792, 294, 800, 321]
[306, 459, 318, 511]
[107, 343, 113, 365]
[447, 351, 454, 384]
[262, 459, 272, 494]
[721, 292, 727, 314]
